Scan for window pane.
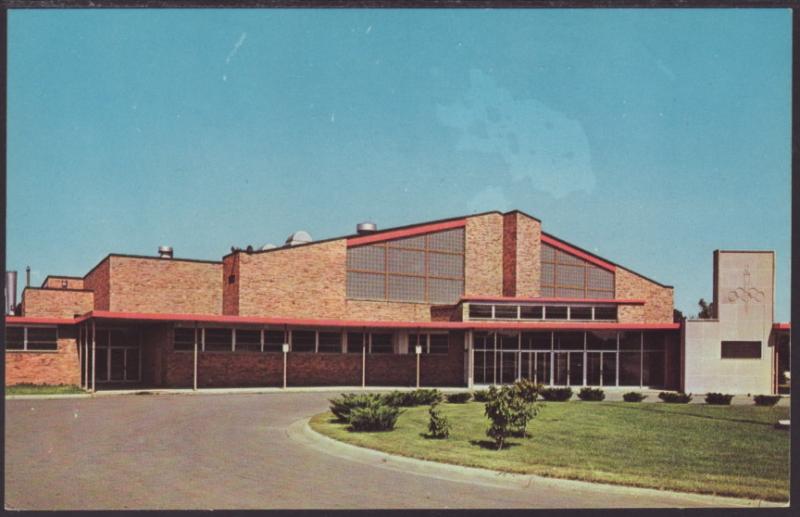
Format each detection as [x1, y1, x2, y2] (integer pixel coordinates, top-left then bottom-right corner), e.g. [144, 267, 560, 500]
[556, 264, 585, 288]
[556, 249, 584, 266]
[494, 305, 518, 319]
[347, 272, 385, 300]
[586, 289, 614, 299]
[428, 252, 463, 277]
[521, 331, 551, 350]
[586, 352, 602, 385]
[347, 332, 366, 353]
[587, 267, 614, 291]
[620, 332, 641, 351]
[428, 278, 463, 304]
[643, 351, 665, 386]
[370, 333, 393, 354]
[541, 244, 556, 261]
[236, 329, 261, 352]
[642, 332, 666, 351]
[540, 286, 555, 296]
[408, 333, 426, 352]
[594, 306, 617, 320]
[388, 235, 426, 249]
[468, 304, 493, 319]
[174, 328, 197, 351]
[292, 330, 316, 353]
[473, 332, 494, 350]
[204, 328, 233, 351]
[520, 305, 543, 319]
[427, 228, 464, 252]
[570, 307, 592, 320]
[318, 332, 342, 353]
[26, 327, 58, 343]
[5, 327, 25, 350]
[387, 275, 425, 302]
[545, 306, 568, 319]
[587, 331, 617, 350]
[555, 332, 584, 350]
[388, 248, 425, 275]
[619, 352, 641, 385]
[429, 334, 449, 354]
[96, 348, 108, 380]
[264, 330, 286, 352]
[555, 287, 585, 298]
[347, 245, 385, 272]
[499, 332, 519, 350]
[602, 352, 617, 386]
[540, 263, 555, 285]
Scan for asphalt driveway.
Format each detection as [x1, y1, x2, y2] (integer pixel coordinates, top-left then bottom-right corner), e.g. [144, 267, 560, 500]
[4, 392, 773, 509]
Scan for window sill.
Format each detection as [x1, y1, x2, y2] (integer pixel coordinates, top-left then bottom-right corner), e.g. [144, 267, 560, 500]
[6, 349, 60, 354]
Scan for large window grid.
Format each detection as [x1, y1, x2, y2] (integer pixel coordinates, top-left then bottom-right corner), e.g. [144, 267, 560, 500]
[467, 303, 618, 322]
[346, 228, 465, 304]
[540, 243, 615, 299]
[472, 330, 669, 388]
[4, 326, 58, 351]
[408, 333, 449, 354]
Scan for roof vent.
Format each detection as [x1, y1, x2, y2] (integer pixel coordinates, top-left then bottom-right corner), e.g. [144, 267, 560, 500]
[285, 230, 312, 247]
[356, 222, 377, 234]
[158, 246, 173, 259]
[260, 243, 278, 251]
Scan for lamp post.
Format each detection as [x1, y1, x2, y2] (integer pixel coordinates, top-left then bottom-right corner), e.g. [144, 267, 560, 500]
[415, 345, 422, 388]
[282, 343, 289, 389]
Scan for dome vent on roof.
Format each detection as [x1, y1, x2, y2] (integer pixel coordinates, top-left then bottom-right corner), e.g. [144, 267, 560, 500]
[285, 230, 312, 247]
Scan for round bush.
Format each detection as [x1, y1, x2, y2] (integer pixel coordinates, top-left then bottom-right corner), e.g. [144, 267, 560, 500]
[446, 392, 472, 404]
[622, 392, 647, 402]
[704, 392, 734, 405]
[753, 394, 781, 406]
[577, 387, 605, 401]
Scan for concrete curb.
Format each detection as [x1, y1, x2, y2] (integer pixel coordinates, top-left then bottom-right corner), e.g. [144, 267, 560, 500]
[6, 393, 91, 400]
[291, 417, 787, 509]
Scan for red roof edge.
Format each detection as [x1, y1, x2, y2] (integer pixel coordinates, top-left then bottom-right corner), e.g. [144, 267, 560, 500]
[67, 310, 679, 331]
[773, 322, 790, 331]
[541, 234, 616, 272]
[461, 296, 645, 305]
[347, 219, 466, 247]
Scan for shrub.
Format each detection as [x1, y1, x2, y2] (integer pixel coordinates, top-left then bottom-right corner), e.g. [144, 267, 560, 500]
[382, 389, 444, 407]
[577, 387, 605, 401]
[658, 391, 692, 404]
[483, 385, 540, 449]
[472, 389, 490, 402]
[414, 388, 444, 405]
[446, 392, 472, 404]
[753, 394, 781, 406]
[329, 393, 384, 422]
[705, 392, 734, 405]
[623, 392, 647, 402]
[426, 402, 451, 439]
[539, 387, 573, 402]
[349, 404, 403, 432]
[512, 379, 542, 403]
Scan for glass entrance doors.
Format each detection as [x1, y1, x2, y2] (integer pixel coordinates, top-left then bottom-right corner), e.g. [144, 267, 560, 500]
[472, 330, 670, 388]
[94, 328, 141, 383]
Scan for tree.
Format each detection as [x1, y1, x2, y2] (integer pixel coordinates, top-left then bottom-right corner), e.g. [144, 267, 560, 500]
[483, 385, 539, 449]
[673, 308, 685, 323]
[697, 298, 715, 319]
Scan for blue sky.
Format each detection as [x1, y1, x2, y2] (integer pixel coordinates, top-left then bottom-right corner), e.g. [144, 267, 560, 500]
[7, 8, 791, 320]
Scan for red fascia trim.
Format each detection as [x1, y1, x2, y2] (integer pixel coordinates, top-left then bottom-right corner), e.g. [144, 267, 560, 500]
[347, 219, 466, 247]
[461, 296, 645, 305]
[5, 316, 75, 325]
[540, 234, 616, 272]
[773, 323, 790, 331]
[74, 311, 679, 331]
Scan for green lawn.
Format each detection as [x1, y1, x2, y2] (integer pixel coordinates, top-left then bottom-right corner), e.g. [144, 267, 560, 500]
[310, 401, 790, 502]
[5, 384, 85, 395]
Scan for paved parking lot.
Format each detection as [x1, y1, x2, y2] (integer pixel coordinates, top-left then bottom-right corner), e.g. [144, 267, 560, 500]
[4, 392, 771, 509]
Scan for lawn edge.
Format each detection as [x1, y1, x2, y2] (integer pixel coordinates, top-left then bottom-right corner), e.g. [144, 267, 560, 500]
[307, 410, 789, 505]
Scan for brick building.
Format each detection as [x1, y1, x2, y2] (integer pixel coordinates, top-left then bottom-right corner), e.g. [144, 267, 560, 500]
[4, 210, 790, 393]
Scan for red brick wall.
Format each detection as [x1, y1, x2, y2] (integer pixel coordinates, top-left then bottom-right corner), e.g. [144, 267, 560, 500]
[615, 267, 674, 324]
[109, 256, 222, 315]
[502, 212, 541, 297]
[5, 327, 80, 386]
[236, 240, 348, 318]
[465, 213, 503, 297]
[502, 213, 517, 296]
[157, 326, 466, 388]
[83, 258, 110, 311]
[43, 277, 84, 289]
[21, 288, 94, 318]
[222, 254, 239, 315]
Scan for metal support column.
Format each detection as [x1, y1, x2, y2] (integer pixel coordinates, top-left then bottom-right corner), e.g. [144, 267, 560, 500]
[91, 320, 96, 393]
[466, 330, 474, 389]
[193, 322, 198, 391]
[415, 330, 421, 388]
[83, 323, 89, 390]
[361, 329, 366, 389]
